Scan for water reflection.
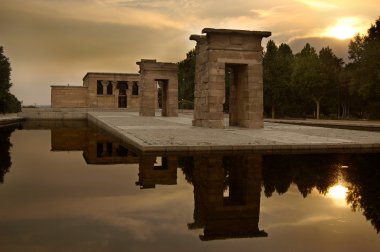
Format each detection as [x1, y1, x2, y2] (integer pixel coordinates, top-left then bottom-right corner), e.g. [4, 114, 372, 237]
[262, 154, 342, 198]
[187, 154, 267, 240]
[136, 156, 178, 189]
[344, 154, 380, 233]
[1, 121, 380, 249]
[32, 122, 380, 235]
[47, 121, 179, 189]
[0, 125, 18, 183]
[261, 153, 380, 233]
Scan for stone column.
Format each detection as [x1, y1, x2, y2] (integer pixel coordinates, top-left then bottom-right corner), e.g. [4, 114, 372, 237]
[112, 81, 118, 108]
[101, 80, 107, 96]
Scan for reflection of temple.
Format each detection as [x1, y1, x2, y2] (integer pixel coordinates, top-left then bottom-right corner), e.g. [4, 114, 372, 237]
[83, 130, 139, 165]
[48, 121, 178, 189]
[49, 122, 139, 165]
[136, 156, 178, 189]
[188, 154, 267, 240]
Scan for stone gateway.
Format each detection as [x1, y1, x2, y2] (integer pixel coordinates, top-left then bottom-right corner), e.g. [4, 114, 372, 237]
[190, 28, 271, 128]
[137, 59, 179, 117]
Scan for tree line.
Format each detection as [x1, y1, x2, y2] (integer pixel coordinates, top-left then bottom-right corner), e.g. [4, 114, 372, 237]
[178, 17, 380, 119]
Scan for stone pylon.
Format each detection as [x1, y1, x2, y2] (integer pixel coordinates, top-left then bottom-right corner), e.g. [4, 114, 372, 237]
[137, 59, 178, 117]
[190, 28, 271, 128]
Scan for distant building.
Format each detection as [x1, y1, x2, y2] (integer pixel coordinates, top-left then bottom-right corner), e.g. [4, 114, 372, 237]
[51, 72, 140, 109]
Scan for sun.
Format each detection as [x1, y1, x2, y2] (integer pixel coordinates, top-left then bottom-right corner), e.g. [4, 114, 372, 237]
[328, 184, 348, 199]
[326, 24, 356, 40]
[323, 17, 367, 40]
[327, 184, 348, 207]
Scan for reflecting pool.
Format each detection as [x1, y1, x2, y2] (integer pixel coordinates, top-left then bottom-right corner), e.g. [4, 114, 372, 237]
[0, 121, 379, 251]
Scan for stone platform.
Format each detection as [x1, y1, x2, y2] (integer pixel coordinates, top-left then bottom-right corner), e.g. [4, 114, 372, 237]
[87, 111, 380, 154]
[0, 114, 25, 126]
[265, 118, 380, 131]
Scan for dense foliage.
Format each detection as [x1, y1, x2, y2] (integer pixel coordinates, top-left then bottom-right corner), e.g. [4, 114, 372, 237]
[347, 17, 380, 119]
[178, 49, 195, 109]
[0, 47, 21, 113]
[263, 41, 294, 118]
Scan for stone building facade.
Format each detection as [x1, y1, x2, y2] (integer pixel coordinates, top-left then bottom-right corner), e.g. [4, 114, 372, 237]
[51, 72, 140, 109]
[190, 28, 271, 128]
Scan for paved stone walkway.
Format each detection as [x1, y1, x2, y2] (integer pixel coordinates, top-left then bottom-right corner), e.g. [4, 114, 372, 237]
[265, 118, 380, 131]
[88, 112, 380, 154]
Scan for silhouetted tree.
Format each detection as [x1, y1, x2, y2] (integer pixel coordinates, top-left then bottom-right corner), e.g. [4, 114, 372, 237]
[318, 47, 344, 117]
[292, 44, 325, 119]
[264, 41, 294, 118]
[0, 126, 16, 183]
[348, 17, 380, 118]
[262, 154, 340, 198]
[344, 153, 380, 233]
[0, 46, 21, 113]
[262, 155, 293, 197]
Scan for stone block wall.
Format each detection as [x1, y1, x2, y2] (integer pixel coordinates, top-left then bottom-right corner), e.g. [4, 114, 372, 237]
[51, 86, 88, 108]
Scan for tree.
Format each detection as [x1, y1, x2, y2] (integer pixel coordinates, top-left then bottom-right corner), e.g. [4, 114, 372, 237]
[292, 43, 323, 119]
[263, 40, 279, 118]
[318, 47, 344, 117]
[0, 46, 12, 113]
[291, 44, 342, 119]
[0, 46, 21, 113]
[348, 17, 380, 118]
[178, 49, 195, 109]
[263, 40, 293, 118]
[275, 43, 294, 116]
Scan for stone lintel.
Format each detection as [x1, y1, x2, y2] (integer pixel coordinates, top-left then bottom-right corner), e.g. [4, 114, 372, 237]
[136, 59, 178, 72]
[202, 28, 271, 38]
[136, 59, 157, 66]
[83, 72, 139, 81]
[190, 34, 206, 43]
[51, 85, 86, 88]
[216, 58, 260, 65]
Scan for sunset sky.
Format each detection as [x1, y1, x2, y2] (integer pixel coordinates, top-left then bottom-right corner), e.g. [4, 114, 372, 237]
[1, 0, 378, 105]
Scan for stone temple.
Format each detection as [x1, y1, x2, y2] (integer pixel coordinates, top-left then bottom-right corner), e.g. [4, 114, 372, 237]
[51, 28, 270, 127]
[190, 28, 271, 128]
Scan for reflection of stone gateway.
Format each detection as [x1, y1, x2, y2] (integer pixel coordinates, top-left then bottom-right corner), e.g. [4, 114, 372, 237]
[190, 28, 271, 128]
[189, 154, 267, 240]
[136, 156, 178, 189]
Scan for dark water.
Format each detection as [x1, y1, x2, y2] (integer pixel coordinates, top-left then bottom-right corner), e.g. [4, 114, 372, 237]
[0, 121, 380, 252]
